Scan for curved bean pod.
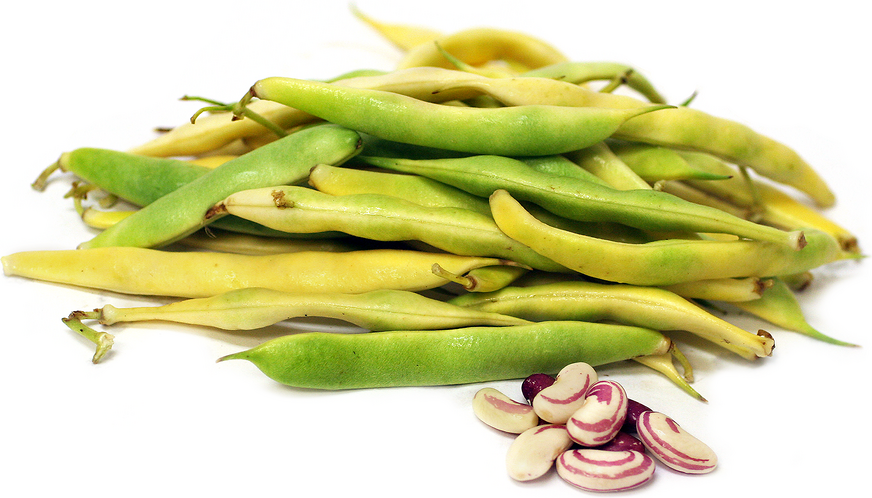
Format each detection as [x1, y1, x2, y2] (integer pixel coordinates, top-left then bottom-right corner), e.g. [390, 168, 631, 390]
[363, 154, 805, 248]
[83, 287, 529, 331]
[396, 27, 567, 71]
[1, 247, 515, 297]
[41, 147, 319, 239]
[678, 150, 859, 253]
[79, 124, 362, 249]
[729, 277, 858, 346]
[216, 321, 675, 390]
[247, 77, 671, 156]
[448, 280, 774, 359]
[351, 6, 443, 51]
[432, 73, 835, 206]
[216, 185, 567, 272]
[565, 142, 652, 190]
[659, 277, 769, 302]
[522, 61, 667, 103]
[130, 66, 478, 158]
[489, 189, 845, 286]
[308, 163, 491, 216]
[610, 141, 733, 182]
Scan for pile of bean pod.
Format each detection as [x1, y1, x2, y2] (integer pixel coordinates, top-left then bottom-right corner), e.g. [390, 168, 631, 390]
[473, 362, 716, 491]
[2, 9, 861, 400]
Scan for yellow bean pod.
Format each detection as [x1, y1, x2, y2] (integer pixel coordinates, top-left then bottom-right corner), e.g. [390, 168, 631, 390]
[92, 287, 529, 331]
[397, 27, 568, 71]
[449, 281, 774, 360]
[489, 190, 847, 286]
[2, 247, 517, 297]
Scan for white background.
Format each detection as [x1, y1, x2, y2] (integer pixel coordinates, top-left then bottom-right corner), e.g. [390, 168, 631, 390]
[1, 1, 869, 496]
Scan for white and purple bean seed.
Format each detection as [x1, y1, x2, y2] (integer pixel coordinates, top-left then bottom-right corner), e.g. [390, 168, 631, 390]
[636, 410, 717, 474]
[566, 380, 629, 447]
[556, 449, 656, 492]
[472, 387, 539, 434]
[532, 362, 598, 424]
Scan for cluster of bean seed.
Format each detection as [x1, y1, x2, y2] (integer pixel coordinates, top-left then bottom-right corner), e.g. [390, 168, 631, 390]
[473, 362, 716, 492]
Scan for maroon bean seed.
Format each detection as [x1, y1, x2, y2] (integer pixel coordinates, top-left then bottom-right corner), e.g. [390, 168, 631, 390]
[521, 373, 556, 404]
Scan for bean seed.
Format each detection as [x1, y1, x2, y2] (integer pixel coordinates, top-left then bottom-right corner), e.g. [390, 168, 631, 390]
[636, 411, 717, 474]
[505, 424, 573, 481]
[566, 380, 628, 447]
[532, 362, 597, 424]
[472, 388, 539, 434]
[556, 449, 655, 492]
[520, 373, 555, 405]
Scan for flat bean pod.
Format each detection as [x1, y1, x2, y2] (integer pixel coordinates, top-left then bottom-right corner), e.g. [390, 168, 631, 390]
[79, 124, 362, 249]
[2, 247, 514, 297]
[217, 321, 675, 390]
[86, 288, 528, 331]
[489, 190, 846, 286]
[215, 185, 567, 272]
[448, 281, 774, 359]
[247, 77, 670, 156]
[362, 154, 805, 248]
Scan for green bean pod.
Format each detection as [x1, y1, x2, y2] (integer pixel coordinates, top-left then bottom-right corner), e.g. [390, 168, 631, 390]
[448, 281, 774, 360]
[432, 263, 530, 292]
[516, 154, 610, 186]
[2, 247, 516, 297]
[609, 142, 733, 182]
[728, 278, 858, 347]
[564, 142, 651, 190]
[396, 27, 568, 71]
[431, 72, 835, 207]
[42, 147, 322, 239]
[215, 186, 567, 273]
[217, 321, 676, 390]
[489, 189, 846, 286]
[247, 77, 671, 156]
[677, 150, 859, 253]
[86, 288, 528, 331]
[362, 154, 805, 249]
[521, 61, 667, 103]
[79, 124, 362, 249]
[308, 164, 491, 216]
[659, 277, 769, 302]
